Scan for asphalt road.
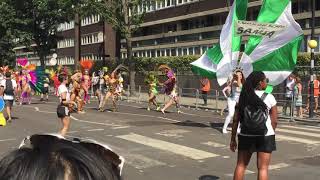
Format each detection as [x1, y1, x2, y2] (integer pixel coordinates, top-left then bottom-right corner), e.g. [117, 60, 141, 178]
[0, 97, 320, 180]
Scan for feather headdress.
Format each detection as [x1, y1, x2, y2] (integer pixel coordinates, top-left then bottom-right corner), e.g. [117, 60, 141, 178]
[0, 66, 9, 73]
[17, 58, 28, 67]
[158, 64, 171, 71]
[80, 59, 93, 71]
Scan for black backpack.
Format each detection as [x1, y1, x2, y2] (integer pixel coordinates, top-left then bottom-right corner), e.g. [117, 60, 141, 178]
[4, 80, 14, 96]
[240, 93, 269, 135]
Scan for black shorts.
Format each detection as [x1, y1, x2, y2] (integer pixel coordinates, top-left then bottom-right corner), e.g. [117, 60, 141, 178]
[93, 84, 99, 93]
[42, 87, 49, 94]
[4, 100, 13, 107]
[238, 135, 276, 153]
[57, 105, 70, 118]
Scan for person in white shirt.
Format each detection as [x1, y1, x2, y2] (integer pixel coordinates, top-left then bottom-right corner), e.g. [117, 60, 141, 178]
[230, 71, 278, 180]
[57, 74, 72, 136]
[222, 70, 244, 134]
[0, 72, 17, 122]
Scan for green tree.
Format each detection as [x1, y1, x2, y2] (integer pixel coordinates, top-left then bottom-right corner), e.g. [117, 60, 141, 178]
[11, 0, 72, 68]
[85, 0, 158, 94]
[0, 1, 29, 67]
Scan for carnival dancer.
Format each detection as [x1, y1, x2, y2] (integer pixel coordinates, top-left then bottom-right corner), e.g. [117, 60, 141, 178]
[115, 73, 124, 100]
[20, 70, 33, 105]
[40, 76, 50, 102]
[94, 67, 108, 108]
[222, 69, 244, 134]
[99, 72, 118, 112]
[57, 74, 72, 136]
[145, 72, 160, 111]
[70, 71, 84, 114]
[158, 65, 180, 114]
[80, 60, 93, 104]
[99, 65, 128, 112]
[221, 76, 233, 116]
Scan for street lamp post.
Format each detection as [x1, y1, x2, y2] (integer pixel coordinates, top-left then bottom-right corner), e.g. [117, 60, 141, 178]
[309, 0, 317, 118]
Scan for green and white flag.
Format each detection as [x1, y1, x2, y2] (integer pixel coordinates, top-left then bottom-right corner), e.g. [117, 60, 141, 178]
[240, 0, 303, 85]
[191, 0, 247, 84]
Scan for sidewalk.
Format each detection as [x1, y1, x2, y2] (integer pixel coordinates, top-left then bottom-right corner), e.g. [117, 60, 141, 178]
[122, 92, 320, 125]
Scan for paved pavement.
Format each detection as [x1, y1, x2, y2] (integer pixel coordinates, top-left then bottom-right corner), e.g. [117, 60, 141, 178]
[0, 97, 320, 180]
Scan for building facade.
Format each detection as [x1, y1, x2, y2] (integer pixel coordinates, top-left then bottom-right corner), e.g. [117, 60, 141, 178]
[56, 14, 120, 66]
[120, 0, 320, 59]
[14, 14, 120, 67]
[13, 0, 320, 66]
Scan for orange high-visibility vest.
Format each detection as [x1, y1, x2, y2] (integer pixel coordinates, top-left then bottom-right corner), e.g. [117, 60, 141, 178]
[201, 79, 210, 92]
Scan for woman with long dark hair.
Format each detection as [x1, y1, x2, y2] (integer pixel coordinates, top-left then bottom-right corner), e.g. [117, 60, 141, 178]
[230, 71, 278, 180]
[222, 70, 245, 133]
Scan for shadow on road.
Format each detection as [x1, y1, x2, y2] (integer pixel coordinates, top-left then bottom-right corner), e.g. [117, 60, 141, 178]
[199, 175, 220, 180]
[209, 122, 224, 132]
[173, 120, 210, 128]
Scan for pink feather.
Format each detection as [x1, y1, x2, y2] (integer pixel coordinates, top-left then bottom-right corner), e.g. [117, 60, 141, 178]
[29, 71, 37, 84]
[17, 58, 28, 67]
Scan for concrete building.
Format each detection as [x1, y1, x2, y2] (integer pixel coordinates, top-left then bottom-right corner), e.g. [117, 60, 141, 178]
[120, 0, 320, 59]
[14, 0, 320, 66]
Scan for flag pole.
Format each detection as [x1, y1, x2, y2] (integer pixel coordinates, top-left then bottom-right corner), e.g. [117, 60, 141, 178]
[309, 0, 316, 118]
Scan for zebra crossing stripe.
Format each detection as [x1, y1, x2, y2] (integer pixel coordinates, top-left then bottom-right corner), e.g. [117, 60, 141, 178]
[276, 134, 320, 145]
[277, 128, 320, 138]
[124, 154, 166, 170]
[117, 133, 219, 160]
[280, 125, 320, 132]
[268, 163, 290, 170]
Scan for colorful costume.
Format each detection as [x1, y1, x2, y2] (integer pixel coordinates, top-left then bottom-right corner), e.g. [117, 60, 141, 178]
[16, 58, 43, 105]
[80, 60, 93, 104]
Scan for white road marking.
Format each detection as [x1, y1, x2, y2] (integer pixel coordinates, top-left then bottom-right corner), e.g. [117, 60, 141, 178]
[277, 128, 320, 138]
[202, 141, 226, 148]
[225, 170, 255, 176]
[114, 111, 181, 123]
[117, 133, 219, 160]
[70, 116, 123, 128]
[276, 135, 320, 145]
[0, 138, 16, 142]
[157, 116, 181, 123]
[269, 163, 290, 170]
[156, 129, 190, 138]
[87, 129, 104, 132]
[225, 163, 290, 176]
[280, 125, 320, 132]
[124, 154, 166, 170]
[67, 131, 79, 134]
[34, 107, 56, 114]
[112, 126, 131, 129]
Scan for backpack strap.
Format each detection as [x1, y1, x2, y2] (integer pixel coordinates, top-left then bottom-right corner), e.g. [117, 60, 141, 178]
[260, 92, 268, 101]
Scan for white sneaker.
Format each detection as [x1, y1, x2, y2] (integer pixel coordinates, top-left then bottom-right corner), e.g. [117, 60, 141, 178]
[222, 129, 228, 134]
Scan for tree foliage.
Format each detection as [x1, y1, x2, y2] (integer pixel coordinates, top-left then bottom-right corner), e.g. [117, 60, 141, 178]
[0, 1, 30, 67]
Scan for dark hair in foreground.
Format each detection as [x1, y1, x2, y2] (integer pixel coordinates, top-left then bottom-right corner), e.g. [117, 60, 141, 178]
[0, 138, 120, 180]
[238, 71, 267, 113]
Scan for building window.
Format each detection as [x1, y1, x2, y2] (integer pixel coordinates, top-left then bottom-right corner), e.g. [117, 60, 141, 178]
[81, 15, 100, 26]
[57, 21, 75, 32]
[81, 32, 103, 45]
[57, 38, 75, 49]
[171, 48, 176, 56]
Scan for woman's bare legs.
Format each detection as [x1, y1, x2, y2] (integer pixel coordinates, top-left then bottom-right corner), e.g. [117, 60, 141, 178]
[233, 150, 253, 180]
[99, 92, 112, 111]
[60, 116, 70, 136]
[161, 98, 174, 114]
[257, 152, 272, 180]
